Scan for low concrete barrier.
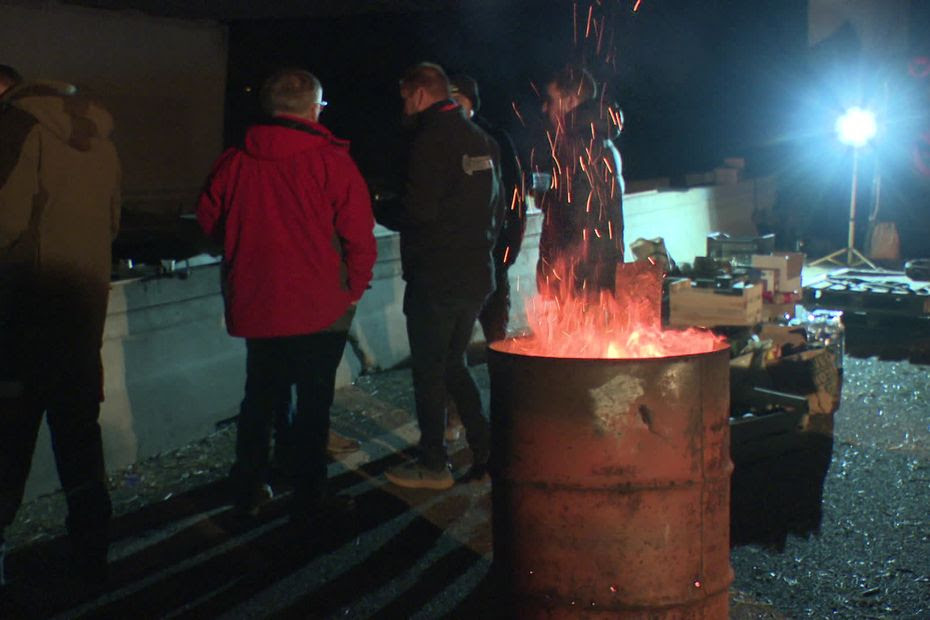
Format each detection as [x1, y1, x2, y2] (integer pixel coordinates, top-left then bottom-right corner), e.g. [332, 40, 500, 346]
[24, 178, 773, 499]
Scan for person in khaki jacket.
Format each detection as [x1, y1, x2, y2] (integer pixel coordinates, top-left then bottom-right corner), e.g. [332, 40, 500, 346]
[0, 78, 120, 588]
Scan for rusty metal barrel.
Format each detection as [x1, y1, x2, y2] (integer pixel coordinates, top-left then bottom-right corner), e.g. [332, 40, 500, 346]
[488, 341, 733, 618]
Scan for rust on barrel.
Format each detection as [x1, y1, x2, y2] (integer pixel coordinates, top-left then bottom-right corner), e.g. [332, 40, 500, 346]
[488, 340, 732, 618]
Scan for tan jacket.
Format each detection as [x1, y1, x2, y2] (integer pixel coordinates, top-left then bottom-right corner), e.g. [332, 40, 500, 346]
[0, 81, 121, 354]
[0, 81, 120, 289]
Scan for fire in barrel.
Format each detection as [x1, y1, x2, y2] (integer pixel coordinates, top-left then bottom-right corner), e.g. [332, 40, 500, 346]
[488, 262, 732, 618]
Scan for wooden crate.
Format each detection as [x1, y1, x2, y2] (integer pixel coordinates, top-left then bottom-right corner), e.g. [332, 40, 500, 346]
[668, 279, 763, 327]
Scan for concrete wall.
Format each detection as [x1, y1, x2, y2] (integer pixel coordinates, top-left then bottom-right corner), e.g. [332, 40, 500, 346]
[24, 178, 774, 499]
[0, 1, 227, 214]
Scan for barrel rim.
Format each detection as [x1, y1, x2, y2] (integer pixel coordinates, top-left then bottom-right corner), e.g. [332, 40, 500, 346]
[488, 336, 730, 363]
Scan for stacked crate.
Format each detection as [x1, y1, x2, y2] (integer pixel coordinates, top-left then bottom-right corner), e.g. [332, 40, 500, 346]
[751, 252, 804, 321]
[668, 279, 763, 327]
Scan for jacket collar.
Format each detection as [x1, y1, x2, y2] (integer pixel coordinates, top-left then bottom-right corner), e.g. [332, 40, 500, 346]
[417, 99, 462, 125]
[264, 114, 333, 139]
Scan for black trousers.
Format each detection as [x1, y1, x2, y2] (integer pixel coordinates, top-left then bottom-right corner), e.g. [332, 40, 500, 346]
[478, 266, 511, 345]
[232, 330, 348, 509]
[404, 285, 490, 470]
[0, 358, 111, 540]
[1, 274, 112, 559]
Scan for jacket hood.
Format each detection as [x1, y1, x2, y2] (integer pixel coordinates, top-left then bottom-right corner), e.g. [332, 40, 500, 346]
[243, 116, 348, 161]
[8, 80, 114, 151]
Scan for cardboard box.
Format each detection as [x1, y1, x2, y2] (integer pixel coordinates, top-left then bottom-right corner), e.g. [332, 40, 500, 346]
[760, 291, 803, 322]
[668, 279, 763, 327]
[751, 253, 804, 291]
[757, 267, 780, 295]
[714, 167, 740, 185]
[778, 275, 802, 294]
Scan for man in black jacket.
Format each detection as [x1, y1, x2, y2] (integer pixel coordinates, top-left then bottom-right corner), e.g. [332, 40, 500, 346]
[535, 65, 625, 298]
[450, 74, 526, 345]
[378, 63, 503, 489]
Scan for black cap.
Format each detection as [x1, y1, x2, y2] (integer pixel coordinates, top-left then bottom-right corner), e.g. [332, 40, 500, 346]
[449, 74, 480, 113]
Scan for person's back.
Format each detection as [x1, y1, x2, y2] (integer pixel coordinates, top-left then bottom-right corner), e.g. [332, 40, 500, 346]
[0, 78, 121, 587]
[199, 101, 375, 338]
[536, 66, 624, 295]
[449, 73, 526, 346]
[198, 68, 375, 520]
[399, 99, 502, 300]
[381, 63, 500, 491]
[1, 81, 120, 298]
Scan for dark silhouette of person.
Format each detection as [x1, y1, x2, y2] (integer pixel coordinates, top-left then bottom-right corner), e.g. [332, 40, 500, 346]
[449, 74, 526, 345]
[1, 77, 121, 586]
[535, 65, 625, 298]
[377, 63, 503, 489]
[197, 68, 376, 521]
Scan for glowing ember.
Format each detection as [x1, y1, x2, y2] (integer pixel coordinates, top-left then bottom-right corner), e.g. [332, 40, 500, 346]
[498, 261, 724, 359]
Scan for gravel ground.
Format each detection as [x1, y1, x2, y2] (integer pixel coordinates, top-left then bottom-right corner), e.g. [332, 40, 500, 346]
[5, 345, 929, 618]
[729, 355, 930, 619]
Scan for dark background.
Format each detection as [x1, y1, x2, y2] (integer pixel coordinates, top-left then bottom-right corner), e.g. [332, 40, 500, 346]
[221, 0, 930, 255]
[224, 1, 808, 180]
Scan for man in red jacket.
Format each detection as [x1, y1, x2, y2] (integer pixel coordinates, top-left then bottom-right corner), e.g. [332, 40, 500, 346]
[197, 68, 376, 520]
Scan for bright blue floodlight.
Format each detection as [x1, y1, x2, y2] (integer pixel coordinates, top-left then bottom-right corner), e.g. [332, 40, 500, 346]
[811, 106, 880, 269]
[835, 106, 877, 148]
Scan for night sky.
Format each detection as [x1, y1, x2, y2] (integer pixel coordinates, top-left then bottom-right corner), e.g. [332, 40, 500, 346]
[222, 0, 930, 254]
[224, 1, 808, 180]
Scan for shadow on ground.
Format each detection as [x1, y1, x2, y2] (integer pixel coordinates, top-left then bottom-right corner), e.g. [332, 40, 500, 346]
[1, 446, 499, 619]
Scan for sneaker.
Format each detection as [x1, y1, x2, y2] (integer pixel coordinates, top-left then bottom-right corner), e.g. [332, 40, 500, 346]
[385, 461, 454, 490]
[233, 483, 274, 518]
[327, 430, 361, 456]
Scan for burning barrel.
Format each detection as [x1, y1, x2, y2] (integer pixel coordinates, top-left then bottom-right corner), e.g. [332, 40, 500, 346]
[488, 339, 732, 618]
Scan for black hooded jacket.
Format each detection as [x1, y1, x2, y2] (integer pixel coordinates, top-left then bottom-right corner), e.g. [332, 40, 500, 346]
[379, 100, 503, 300]
[474, 114, 525, 271]
[537, 98, 624, 274]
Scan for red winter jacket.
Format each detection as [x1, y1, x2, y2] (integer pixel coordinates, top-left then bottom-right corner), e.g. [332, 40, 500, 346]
[197, 116, 376, 338]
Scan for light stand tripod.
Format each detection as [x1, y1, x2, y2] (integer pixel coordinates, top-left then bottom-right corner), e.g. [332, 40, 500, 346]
[810, 145, 878, 269]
